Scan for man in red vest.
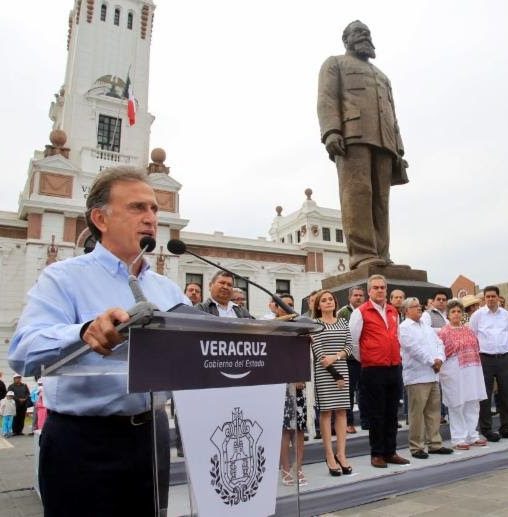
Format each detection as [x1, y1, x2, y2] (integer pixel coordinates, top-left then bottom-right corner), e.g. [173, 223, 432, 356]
[350, 274, 410, 468]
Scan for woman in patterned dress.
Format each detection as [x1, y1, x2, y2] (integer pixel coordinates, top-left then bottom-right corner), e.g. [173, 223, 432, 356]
[273, 294, 308, 487]
[438, 300, 487, 449]
[312, 290, 353, 475]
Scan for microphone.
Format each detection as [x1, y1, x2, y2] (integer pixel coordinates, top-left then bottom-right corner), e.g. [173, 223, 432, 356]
[128, 237, 159, 316]
[167, 239, 298, 317]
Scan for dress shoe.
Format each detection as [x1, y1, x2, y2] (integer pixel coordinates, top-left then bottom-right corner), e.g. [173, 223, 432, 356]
[356, 257, 386, 268]
[334, 454, 353, 475]
[314, 432, 322, 440]
[346, 425, 357, 434]
[325, 459, 342, 476]
[411, 450, 429, 459]
[361, 424, 370, 430]
[500, 431, 508, 439]
[371, 456, 388, 468]
[384, 454, 410, 465]
[483, 431, 500, 442]
[428, 446, 454, 455]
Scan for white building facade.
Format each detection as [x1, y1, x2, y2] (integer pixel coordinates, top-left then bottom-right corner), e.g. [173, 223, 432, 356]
[0, 0, 349, 375]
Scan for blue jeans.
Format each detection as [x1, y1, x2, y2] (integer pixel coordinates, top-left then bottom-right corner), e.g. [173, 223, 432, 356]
[1, 415, 13, 435]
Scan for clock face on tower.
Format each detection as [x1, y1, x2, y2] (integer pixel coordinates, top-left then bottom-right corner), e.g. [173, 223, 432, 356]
[87, 75, 127, 99]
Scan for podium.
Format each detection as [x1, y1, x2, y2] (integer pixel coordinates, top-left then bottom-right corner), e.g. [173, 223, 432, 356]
[43, 308, 319, 516]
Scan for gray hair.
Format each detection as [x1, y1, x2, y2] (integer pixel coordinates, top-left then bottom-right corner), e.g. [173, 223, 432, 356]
[403, 297, 420, 310]
[85, 166, 151, 240]
[446, 299, 464, 315]
[232, 288, 245, 295]
[367, 274, 386, 290]
[348, 285, 365, 296]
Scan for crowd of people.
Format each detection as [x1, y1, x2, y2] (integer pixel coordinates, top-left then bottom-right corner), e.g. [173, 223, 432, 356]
[180, 272, 507, 487]
[4, 166, 507, 515]
[290, 278, 507, 483]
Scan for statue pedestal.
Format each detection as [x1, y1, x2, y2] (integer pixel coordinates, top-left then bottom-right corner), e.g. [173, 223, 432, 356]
[322, 264, 451, 307]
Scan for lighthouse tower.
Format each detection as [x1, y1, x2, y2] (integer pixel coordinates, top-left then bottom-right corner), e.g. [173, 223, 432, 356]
[51, 0, 156, 170]
[12, 0, 187, 306]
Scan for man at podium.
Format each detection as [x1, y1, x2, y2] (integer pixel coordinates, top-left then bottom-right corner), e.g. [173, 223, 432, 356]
[9, 167, 189, 517]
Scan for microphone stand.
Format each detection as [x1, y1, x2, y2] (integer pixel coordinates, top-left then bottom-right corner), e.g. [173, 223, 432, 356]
[171, 246, 299, 318]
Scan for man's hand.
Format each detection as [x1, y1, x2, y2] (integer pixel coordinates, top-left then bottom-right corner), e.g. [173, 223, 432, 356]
[325, 133, 346, 157]
[82, 308, 130, 356]
[336, 378, 346, 389]
[432, 358, 443, 373]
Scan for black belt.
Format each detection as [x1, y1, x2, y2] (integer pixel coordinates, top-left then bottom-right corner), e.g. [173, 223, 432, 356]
[480, 352, 508, 358]
[47, 410, 152, 426]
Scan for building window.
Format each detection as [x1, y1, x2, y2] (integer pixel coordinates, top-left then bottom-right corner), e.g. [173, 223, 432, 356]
[276, 279, 290, 295]
[100, 4, 107, 21]
[127, 11, 133, 29]
[114, 7, 120, 26]
[288, 234, 293, 244]
[296, 230, 301, 243]
[335, 229, 344, 242]
[234, 277, 249, 309]
[97, 114, 121, 152]
[322, 227, 331, 241]
[185, 273, 203, 289]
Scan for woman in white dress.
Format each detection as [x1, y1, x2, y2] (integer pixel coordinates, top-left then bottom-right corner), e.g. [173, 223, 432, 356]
[438, 300, 487, 449]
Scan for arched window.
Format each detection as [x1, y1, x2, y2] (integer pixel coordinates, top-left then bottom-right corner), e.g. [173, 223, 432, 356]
[114, 7, 120, 26]
[127, 12, 133, 30]
[100, 3, 107, 22]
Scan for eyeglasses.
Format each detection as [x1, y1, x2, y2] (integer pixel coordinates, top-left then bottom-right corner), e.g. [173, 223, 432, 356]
[408, 305, 422, 309]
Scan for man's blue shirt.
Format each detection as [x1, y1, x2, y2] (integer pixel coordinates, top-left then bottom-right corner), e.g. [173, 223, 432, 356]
[9, 242, 189, 416]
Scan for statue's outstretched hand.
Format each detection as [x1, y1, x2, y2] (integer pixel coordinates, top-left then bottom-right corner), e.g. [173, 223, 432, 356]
[325, 133, 346, 157]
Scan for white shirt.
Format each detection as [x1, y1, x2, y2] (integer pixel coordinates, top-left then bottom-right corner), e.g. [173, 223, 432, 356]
[349, 300, 388, 360]
[211, 298, 239, 318]
[469, 305, 508, 354]
[399, 317, 445, 386]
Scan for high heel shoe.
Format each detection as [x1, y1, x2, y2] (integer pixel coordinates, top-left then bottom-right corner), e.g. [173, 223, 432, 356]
[325, 458, 342, 476]
[334, 454, 353, 475]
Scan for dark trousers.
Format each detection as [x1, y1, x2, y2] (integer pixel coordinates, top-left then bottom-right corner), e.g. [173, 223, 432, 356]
[479, 353, 508, 434]
[346, 359, 368, 426]
[361, 365, 401, 457]
[13, 402, 27, 434]
[39, 411, 170, 517]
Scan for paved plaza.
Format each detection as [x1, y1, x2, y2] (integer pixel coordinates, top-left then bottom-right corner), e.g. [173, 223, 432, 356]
[2, 429, 508, 516]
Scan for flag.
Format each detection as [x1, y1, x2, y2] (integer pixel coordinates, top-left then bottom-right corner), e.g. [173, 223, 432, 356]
[123, 72, 136, 126]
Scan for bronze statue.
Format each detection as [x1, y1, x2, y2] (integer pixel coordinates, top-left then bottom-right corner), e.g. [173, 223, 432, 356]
[317, 20, 408, 270]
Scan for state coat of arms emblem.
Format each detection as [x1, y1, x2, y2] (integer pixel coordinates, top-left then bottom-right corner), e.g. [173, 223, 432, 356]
[210, 407, 265, 506]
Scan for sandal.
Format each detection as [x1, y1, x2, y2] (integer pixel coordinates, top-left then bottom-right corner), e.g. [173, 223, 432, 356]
[281, 469, 294, 486]
[470, 439, 487, 446]
[297, 469, 308, 486]
[453, 443, 470, 450]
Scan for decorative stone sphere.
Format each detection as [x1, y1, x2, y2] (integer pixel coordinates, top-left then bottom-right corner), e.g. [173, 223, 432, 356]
[49, 129, 67, 147]
[304, 188, 313, 200]
[275, 206, 283, 216]
[151, 148, 166, 164]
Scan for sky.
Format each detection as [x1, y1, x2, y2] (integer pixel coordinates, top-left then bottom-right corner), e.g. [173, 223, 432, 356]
[1, 0, 507, 289]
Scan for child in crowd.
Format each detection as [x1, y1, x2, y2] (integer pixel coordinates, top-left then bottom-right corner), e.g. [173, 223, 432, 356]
[0, 391, 17, 437]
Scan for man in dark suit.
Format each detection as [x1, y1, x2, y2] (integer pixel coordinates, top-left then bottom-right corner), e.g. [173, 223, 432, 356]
[317, 20, 407, 269]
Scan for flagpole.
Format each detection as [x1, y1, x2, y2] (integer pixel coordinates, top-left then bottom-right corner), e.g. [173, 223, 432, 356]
[109, 65, 131, 152]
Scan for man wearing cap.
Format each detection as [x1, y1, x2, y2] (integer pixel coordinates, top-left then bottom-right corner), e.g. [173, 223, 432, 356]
[9, 167, 189, 516]
[6, 374, 30, 435]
